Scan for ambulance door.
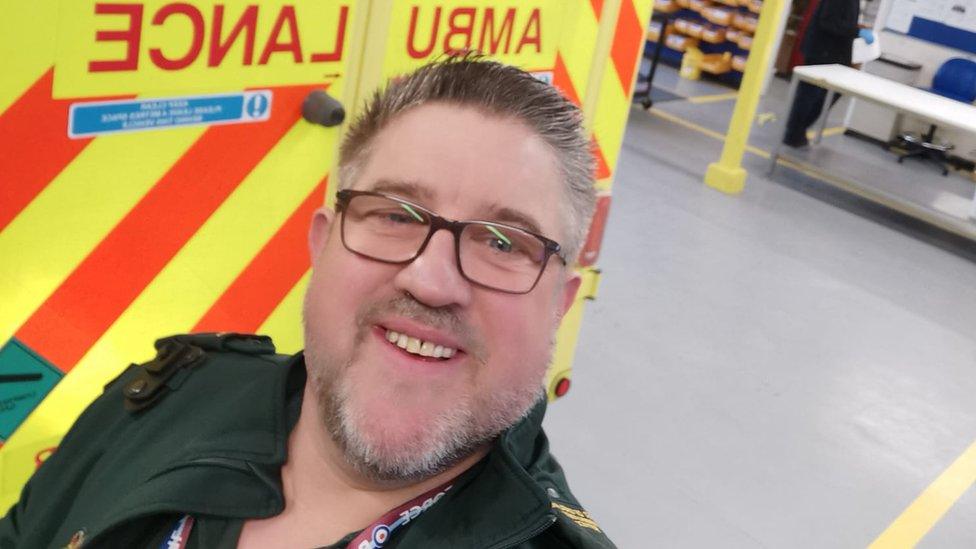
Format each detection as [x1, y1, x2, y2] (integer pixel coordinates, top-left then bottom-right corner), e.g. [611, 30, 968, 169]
[0, 0, 366, 509]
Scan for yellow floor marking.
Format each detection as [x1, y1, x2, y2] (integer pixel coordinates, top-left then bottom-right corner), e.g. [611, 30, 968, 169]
[869, 440, 976, 548]
[1, 120, 335, 470]
[0, 2, 56, 114]
[259, 270, 311, 355]
[647, 106, 976, 543]
[0, 126, 207, 347]
[648, 108, 770, 158]
[687, 91, 739, 104]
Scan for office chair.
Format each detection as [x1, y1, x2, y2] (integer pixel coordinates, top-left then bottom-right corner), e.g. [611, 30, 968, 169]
[895, 58, 976, 176]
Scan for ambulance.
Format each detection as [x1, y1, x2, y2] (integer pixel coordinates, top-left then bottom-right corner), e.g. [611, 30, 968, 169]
[0, 0, 652, 508]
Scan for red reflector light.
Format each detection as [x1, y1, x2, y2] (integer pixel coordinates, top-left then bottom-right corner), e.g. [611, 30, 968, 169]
[554, 378, 571, 397]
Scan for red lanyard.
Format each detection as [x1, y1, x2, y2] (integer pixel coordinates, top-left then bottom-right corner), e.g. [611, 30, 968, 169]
[162, 479, 454, 549]
[344, 480, 454, 549]
[160, 515, 194, 549]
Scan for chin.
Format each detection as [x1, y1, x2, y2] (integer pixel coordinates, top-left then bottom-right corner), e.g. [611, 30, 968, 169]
[331, 383, 482, 482]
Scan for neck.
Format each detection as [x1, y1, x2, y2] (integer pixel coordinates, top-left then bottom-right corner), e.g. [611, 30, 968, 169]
[281, 384, 488, 531]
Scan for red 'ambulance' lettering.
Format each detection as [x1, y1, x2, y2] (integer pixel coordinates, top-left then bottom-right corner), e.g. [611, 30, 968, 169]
[406, 6, 543, 59]
[149, 3, 204, 70]
[87, 2, 348, 72]
[209, 5, 257, 66]
[89, 3, 143, 71]
[259, 6, 302, 64]
[479, 8, 515, 54]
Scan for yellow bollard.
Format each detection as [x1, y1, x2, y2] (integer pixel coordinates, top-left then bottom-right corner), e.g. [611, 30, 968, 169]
[703, 0, 786, 194]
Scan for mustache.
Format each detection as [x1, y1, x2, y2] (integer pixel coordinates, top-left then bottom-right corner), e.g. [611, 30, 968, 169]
[356, 295, 486, 360]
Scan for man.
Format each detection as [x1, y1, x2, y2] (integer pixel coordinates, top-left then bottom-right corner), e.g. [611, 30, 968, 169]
[1, 56, 613, 548]
[782, 0, 874, 148]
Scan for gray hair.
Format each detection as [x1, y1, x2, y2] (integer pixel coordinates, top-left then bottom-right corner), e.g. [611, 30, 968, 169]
[337, 54, 596, 264]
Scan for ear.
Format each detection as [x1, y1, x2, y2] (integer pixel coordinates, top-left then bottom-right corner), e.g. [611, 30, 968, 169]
[308, 206, 336, 261]
[557, 272, 582, 322]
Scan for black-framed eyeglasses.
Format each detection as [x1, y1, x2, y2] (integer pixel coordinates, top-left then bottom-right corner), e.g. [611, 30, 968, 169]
[335, 190, 567, 294]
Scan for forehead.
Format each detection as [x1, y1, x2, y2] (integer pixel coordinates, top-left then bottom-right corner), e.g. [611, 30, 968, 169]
[350, 103, 565, 237]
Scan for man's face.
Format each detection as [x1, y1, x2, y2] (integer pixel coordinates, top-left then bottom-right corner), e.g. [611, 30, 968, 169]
[303, 103, 580, 481]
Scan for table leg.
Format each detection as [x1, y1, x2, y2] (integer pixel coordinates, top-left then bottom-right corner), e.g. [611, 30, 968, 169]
[970, 185, 976, 221]
[768, 75, 800, 176]
[814, 90, 836, 145]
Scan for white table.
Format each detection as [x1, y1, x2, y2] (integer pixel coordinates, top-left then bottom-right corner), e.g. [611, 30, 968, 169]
[769, 64, 976, 234]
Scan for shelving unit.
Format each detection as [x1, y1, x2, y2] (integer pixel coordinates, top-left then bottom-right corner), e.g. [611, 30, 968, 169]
[645, 0, 763, 87]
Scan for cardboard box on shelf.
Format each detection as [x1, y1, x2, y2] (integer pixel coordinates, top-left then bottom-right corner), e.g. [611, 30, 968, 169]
[699, 51, 733, 74]
[737, 33, 753, 50]
[732, 54, 748, 71]
[701, 26, 727, 43]
[733, 12, 758, 32]
[702, 6, 733, 25]
[666, 33, 701, 52]
[656, 0, 680, 13]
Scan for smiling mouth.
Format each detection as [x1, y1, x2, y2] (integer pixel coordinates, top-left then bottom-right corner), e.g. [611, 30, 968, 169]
[383, 328, 457, 360]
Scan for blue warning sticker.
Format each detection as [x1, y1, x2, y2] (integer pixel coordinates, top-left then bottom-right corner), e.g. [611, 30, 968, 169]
[0, 339, 63, 441]
[68, 90, 273, 138]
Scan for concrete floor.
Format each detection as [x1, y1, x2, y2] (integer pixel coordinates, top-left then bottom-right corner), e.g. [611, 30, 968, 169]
[543, 66, 976, 547]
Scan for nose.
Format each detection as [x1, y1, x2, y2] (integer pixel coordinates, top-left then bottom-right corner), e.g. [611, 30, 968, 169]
[393, 229, 473, 308]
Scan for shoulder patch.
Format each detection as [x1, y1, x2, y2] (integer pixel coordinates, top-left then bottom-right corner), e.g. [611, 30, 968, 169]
[121, 333, 279, 412]
[123, 339, 206, 412]
[552, 501, 603, 533]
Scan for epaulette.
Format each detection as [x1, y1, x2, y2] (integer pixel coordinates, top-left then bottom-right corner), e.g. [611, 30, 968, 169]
[122, 333, 276, 413]
[544, 487, 615, 548]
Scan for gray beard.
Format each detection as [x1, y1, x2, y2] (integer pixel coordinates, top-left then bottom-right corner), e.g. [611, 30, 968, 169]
[303, 296, 546, 484]
[308, 353, 543, 483]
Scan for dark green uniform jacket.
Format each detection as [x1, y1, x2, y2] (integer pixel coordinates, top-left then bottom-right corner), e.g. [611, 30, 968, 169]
[0, 334, 614, 549]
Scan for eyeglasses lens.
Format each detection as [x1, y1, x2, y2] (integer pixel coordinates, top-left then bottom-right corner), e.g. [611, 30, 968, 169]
[341, 194, 547, 293]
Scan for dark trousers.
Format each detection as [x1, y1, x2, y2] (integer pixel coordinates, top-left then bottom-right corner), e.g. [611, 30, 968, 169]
[783, 81, 842, 143]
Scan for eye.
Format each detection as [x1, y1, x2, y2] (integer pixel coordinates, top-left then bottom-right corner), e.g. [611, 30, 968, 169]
[483, 225, 514, 252]
[367, 203, 426, 225]
[489, 237, 513, 253]
[377, 211, 416, 224]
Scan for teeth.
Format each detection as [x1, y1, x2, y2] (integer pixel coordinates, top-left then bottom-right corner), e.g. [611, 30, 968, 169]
[406, 337, 421, 354]
[385, 330, 457, 359]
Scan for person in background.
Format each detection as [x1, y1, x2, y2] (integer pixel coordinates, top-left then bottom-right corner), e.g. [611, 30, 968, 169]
[782, 0, 875, 148]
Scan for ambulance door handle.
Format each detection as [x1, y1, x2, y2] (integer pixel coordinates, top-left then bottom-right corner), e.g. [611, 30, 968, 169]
[302, 90, 345, 127]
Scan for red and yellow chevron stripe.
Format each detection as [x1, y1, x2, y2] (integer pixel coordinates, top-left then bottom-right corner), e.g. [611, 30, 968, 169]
[545, 0, 651, 398]
[548, 0, 651, 267]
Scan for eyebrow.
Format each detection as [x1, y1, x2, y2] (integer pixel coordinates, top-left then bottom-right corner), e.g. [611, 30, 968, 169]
[482, 205, 545, 237]
[365, 179, 435, 203]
